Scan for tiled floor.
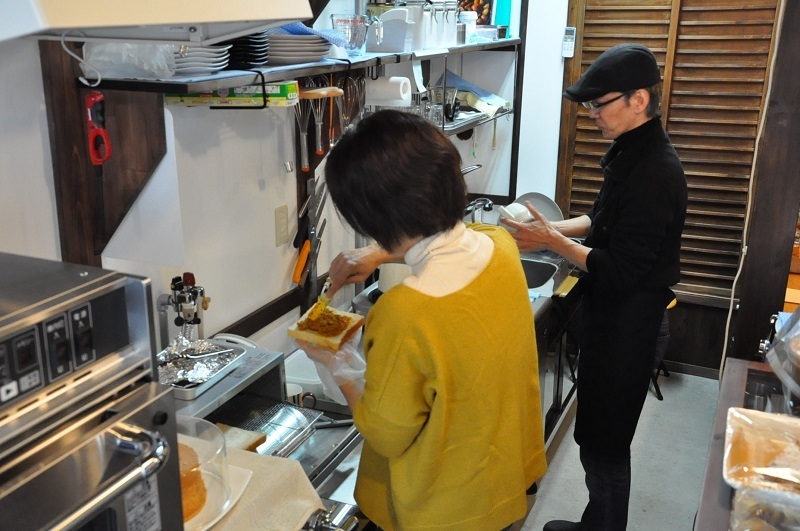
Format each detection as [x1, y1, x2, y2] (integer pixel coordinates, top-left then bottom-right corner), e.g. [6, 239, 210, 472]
[522, 371, 720, 530]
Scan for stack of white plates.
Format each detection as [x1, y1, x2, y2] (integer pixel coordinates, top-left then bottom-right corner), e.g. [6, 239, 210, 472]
[226, 30, 270, 69]
[173, 44, 231, 76]
[267, 35, 331, 66]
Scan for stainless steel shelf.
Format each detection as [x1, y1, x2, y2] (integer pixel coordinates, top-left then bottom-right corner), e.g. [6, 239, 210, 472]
[92, 38, 521, 94]
[442, 108, 514, 136]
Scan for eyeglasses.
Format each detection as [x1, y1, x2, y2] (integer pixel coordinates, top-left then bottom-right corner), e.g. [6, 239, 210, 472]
[582, 93, 626, 111]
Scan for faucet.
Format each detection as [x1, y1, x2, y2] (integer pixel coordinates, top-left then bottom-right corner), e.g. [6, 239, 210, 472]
[465, 198, 494, 223]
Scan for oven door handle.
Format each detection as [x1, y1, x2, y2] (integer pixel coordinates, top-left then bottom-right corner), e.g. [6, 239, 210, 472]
[53, 422, 170, 531]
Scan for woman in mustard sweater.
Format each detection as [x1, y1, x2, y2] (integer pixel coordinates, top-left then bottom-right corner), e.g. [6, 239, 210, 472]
[297, 110, 546, 530]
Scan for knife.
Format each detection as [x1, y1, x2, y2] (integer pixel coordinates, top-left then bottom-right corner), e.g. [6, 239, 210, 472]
[314, 185, 328, 223]
[293, 181, 326, 248]
[292, 240, 312, 284]
[299, 218, 326, 286]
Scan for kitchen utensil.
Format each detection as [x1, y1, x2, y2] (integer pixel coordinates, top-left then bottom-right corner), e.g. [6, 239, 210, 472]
[461, 164, 482, 175]
[294, 179, 326, 248]
[336, 75, 360, 130]
[314, 183, 328, 221]
[173, 346, 234, 360]
[428, 85, 459, 121]
[299, 218, 327, 286]
[497, 203, 535, 223]
[308, 277, 333, 320]
[293, 216, 309, 249]
[356, 76, 367, 123]
[294, 95, 313, 172]
[299, 86, 344, 157]
[331, 14, 383, 56]
[314, 416, 355, 429]
[292, 239, 312, 284]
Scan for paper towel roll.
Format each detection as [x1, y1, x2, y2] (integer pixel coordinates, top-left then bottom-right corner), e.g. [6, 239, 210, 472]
[366, 76, 412, 107]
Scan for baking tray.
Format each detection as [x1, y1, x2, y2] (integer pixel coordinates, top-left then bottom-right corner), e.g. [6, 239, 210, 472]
[158, 343, 246, 400]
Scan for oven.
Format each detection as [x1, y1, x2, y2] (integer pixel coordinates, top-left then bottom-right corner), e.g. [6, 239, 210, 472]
[0, 252, 182, 530]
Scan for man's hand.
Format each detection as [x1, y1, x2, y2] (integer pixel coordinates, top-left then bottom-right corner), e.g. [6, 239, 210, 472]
[503, 202, 560, 253]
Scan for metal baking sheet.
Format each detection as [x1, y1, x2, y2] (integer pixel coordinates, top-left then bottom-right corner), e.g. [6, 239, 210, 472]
[158, 344, 246, 400]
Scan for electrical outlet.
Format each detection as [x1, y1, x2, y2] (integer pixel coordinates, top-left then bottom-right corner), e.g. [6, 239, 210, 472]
[275, 204, 290, 246]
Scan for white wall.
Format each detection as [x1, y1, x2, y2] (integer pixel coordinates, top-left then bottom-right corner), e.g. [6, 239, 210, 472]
[515, 0, 570, 200]
[0, 2, 568, 353]
[0, 38, 60, 260]
[0, 36, 356, 357]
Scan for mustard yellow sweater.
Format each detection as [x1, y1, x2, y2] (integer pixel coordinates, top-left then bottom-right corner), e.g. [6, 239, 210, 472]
[353, 225, 547, 530]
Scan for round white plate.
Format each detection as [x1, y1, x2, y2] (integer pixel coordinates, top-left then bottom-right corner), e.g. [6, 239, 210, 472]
[174, 60, 229, 68]
[174, 44, 232, 52]
[174, 51, 229, 59]
[174, 65, 229, 75]
[268, 42, 330, 49]
[268, 50, 327, 58]
[268, 46, 330, 54]
[513, 192, 564, 221]
[175, 57, 229, 66]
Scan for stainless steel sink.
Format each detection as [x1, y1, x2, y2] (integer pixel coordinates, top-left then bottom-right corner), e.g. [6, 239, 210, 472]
[521, 259, 558, 288]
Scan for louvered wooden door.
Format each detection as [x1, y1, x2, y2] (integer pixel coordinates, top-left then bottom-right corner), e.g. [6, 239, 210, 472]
[558, 0, 781, 304]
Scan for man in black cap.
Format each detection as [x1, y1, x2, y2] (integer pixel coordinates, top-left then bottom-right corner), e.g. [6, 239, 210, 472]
[503, 43, 687, 530]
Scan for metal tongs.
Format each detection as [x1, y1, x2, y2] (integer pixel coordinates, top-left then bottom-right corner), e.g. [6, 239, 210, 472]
[175, 347, 234, 360]
[308, 278, 333, 320]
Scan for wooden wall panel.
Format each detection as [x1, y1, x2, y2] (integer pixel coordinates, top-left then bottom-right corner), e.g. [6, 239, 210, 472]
[39, 41, 166, 265]
[557, 0, 791, 369]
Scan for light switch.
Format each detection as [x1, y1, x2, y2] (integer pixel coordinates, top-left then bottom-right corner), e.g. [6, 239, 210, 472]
[275, 204, 290, 246]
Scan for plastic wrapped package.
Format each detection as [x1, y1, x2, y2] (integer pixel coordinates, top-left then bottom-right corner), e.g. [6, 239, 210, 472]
[731, 488, 800, 530]
[81, 42, 176, 80]
[724, 407, 800, 529]
[767, 306, 800, 415]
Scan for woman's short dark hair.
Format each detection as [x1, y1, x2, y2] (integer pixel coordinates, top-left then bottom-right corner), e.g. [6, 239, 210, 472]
[324, 109, 466, 251]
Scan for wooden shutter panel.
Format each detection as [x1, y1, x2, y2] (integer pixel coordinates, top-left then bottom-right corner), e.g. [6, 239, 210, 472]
[560, 0, 780, 305]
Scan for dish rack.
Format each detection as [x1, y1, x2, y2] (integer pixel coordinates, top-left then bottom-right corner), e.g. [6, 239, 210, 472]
[206, 394, 323, 458]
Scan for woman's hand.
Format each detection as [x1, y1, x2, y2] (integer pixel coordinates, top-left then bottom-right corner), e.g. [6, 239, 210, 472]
[295, 339, 334, 368]
[327, 244, 400, 297]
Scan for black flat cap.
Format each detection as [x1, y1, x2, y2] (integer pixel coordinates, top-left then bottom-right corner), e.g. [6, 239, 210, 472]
[564, 43, 661, 102]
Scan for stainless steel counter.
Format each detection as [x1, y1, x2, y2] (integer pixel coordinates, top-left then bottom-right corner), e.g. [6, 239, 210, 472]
[694, 358, 785, 530]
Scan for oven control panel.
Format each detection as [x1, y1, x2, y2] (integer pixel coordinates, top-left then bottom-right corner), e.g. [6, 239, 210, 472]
[0, 287, 129, 408]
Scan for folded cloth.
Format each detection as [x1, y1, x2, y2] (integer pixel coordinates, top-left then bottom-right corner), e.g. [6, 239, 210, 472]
[217, 449, 325, 531]
[265, 21, 349, 48]
[434, 69, 510, 117]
